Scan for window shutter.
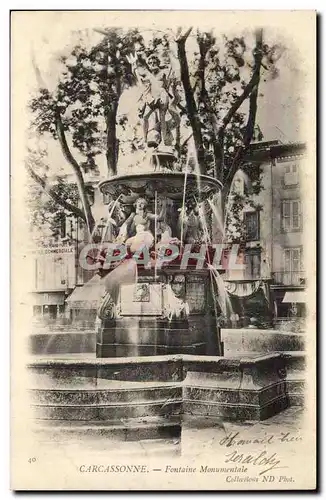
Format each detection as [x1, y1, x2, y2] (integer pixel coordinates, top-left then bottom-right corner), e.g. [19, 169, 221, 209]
[284, 249, 291, 270]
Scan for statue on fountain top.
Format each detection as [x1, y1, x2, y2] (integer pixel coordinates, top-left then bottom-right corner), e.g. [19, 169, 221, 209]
[126, 53, 181, 154]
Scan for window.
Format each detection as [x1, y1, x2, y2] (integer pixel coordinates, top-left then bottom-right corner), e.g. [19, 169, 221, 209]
[283, 247, 303, 285]
[244, 249, 261, 279]
[284, 163, 299, 186]
[58, 304, 65, 316]
[33, 305, 42, 317]
[282, 200, 301, 231]
[244, 211, 260, 240]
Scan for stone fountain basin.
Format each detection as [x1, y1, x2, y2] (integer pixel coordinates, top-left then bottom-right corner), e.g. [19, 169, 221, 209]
[98, 172, 223, 205]
[27, 353, 299, 425]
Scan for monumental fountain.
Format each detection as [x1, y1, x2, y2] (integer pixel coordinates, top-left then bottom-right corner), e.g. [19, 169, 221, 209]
[27, 54, 302, 446]
[94, 162, 225, 358]
[85, 53, 226, 359]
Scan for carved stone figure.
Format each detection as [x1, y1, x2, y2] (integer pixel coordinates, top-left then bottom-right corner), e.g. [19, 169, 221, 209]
[178, 206, 205, 244]
[116, 196, 166, 249]
[126, 53, 180, 150]
[163, 274, 189, 320]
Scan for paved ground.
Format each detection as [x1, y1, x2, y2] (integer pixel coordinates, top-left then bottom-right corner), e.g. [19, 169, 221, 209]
[32, 406, 304, 460]
[181, 406, 304, 457]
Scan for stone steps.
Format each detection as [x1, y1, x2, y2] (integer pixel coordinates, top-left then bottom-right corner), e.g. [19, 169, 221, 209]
[182, 359, 289, 420]
[29, 365, 183, 437]
[29, 384, 182, 405]
[29, 378, 183, 421]
[32, 416, 181, 443]
[183, 395, 288, 421]
[285, 371, 305, 406]
[28, 351, 305, 444]
[31, 400, 182, 421]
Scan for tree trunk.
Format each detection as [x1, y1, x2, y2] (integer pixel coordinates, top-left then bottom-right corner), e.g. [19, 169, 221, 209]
[31, 60, 95, 234]
[105, 104, 118, 177]
[177, 37, 206, 175]
[55, 112, 95, 234]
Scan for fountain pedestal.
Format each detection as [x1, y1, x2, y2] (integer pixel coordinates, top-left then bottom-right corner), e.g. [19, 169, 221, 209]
[96, 269, 223, 358]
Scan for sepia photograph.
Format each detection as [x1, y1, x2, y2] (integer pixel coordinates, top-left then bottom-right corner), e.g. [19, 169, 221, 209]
[10, 10, 316, 490]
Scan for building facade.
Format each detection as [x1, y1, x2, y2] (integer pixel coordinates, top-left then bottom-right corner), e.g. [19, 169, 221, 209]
[225, 140, 306, 328]
[29, 175, 104, 327]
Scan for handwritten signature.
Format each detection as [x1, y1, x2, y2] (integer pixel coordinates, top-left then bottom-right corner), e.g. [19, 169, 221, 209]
[224, 449, 287, 476]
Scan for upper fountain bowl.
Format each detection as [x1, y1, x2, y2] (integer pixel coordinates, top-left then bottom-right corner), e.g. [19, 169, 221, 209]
[98, 172, 223, 205]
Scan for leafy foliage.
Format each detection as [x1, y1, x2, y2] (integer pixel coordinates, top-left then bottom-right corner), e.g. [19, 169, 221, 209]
[27, 179, 79, 244]
[29, 28, 144, 174]
[25, 142, 80, 243]
[27, 27, 284, 241]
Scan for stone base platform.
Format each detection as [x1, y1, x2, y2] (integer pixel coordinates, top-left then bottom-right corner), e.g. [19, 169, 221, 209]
[26, 352, 304, 443]
[29, 331, 96, 356]
[28, 327, 305, 357]
[222, 328, 305, 354]
[221, 329, 306, 408]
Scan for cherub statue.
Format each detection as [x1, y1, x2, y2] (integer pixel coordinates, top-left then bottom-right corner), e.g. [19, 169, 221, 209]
[116, 196, 166, 252]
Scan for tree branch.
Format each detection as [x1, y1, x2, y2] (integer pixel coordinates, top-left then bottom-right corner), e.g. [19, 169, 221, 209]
[198, 53, 207, 99]
[219, 76, 258, 134]
[175, 27, 193, 43]
[104, 103, 119, 177]
[196, 33, 224, 180]
[219, 29, 263, 135]
[224, 85, 259, 188]
[176, 29, 205, 173]
[223, 29, 263, 192]
[26, 163, 87, 222]
[181, 132, 193, 149]
[197, 32, 211, 99]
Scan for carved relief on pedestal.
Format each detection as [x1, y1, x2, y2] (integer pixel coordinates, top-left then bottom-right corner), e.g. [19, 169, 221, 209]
[162, 274, 189, 321]
[97, 291, 116, 320]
